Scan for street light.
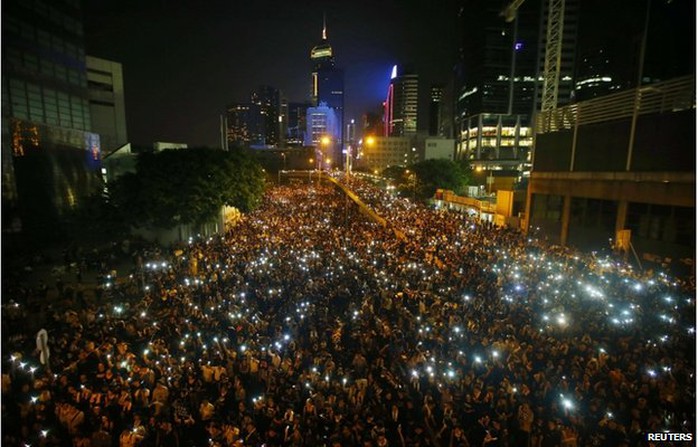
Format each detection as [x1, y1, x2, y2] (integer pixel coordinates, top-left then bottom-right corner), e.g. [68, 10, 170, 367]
[363, 135, 376, 175]
[476, 165, 494, 195]
[317, 136, 332, 183]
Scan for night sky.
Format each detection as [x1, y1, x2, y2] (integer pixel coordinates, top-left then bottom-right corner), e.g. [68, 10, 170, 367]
[82, 0, 459, 148]
[82, 0, 695, 149]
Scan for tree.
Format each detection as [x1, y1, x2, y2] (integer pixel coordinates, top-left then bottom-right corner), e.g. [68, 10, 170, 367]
[382, 166, 408, 184]
[110, 148, 265, 229]
[411, 158, 469, 199]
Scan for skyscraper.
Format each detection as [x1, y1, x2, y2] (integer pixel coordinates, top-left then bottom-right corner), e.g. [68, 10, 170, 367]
[384, 65, 419, 137]
[252, 85, 281, 147]
[286, 102, 310, 147]
[226, 103, 263, 148]
[428, 84, 444, 136]
[453, 0, 578, 173]
[309, 16, 344, 163]
[2, 0, 102, 232]
[305, 102, 339, 148]
[305, 102, 340, 170]
[456, 0, 540, 119]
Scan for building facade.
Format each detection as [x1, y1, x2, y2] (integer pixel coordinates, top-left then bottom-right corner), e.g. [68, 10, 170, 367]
[86, 55, 128, 155]
[305, 102, 340, 168]
[454, 0, 578, 176]
[572, 0, 693, 103]
[428, 84, 443, 136]
[2, 0, 102, 231]
[226, 103, 263, 148]
[361, 136, 416, 173]
[310, 17, 344, 159]
[458, 113, 532, 170]
[252, 85, 281, 147]
[424, 138, 455, 161]
[526, 75, 694, 264]
[385, 65, 419, 137]
[286, 102, 310, 147]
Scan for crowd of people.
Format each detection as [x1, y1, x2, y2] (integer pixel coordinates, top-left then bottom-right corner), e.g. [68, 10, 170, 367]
[2, 177, 695, 447]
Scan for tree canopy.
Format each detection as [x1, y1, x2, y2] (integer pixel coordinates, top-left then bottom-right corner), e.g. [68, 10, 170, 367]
[110, 148, 265, 228]
[383, 159, 471, 200]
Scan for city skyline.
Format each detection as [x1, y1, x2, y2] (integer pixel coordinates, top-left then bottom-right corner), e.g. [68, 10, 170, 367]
[82, 0, 459, 147]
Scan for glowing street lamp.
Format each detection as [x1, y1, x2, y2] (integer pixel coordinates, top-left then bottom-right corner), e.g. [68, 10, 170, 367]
[476, 164, 494, 194]
[317, 135, 332, 181]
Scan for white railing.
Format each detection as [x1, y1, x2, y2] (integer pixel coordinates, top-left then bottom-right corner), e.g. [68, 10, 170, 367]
[537, 75, 695, 133]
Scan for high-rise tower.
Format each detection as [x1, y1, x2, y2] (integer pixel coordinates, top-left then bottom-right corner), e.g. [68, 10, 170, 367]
[429, 84, 444, 136]
[384, 65, 419, 137]
[453, 0, 579, 174]
[252, 85, 281, 147]
[309, 15, 344, 164]
[2, 0, 102, 233]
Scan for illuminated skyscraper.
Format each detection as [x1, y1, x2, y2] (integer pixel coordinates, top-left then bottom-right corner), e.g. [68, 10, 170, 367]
[453, 0, 570, 173]
[309, 16, 343, 162]
[305, 102, 339, 148]
[384, 65, 418, 137]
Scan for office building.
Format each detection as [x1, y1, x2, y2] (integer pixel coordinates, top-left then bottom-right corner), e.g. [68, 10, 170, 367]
[384, 65, 419, 137]
[225, 86, 283, 149]
[286, 102, 310, 147]
[305, 102, 340, 168]
[428, 85, 443, 136]
[527, 75, 694, 263]
[310, 18, 344, 110]
[345, 119, 356, 147]
[86, 55, 128, 155]
[310, 17, 344, 160]
[459, 113, 532, 168]
[252, 85, 281, 147]
[2, 0, 102, 231]
[454, 0, 578, 175]
[226, 103, 263, 148]
[424, 138, 455, 162]
[279, 97, 288, 148]
[361, 136, 417, 173]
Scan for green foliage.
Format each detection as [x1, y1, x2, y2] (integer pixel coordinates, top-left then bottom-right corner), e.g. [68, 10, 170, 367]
[382, 165, 408, 184]
[411, 158, 469, 199]
[110, 148, 265, 229]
